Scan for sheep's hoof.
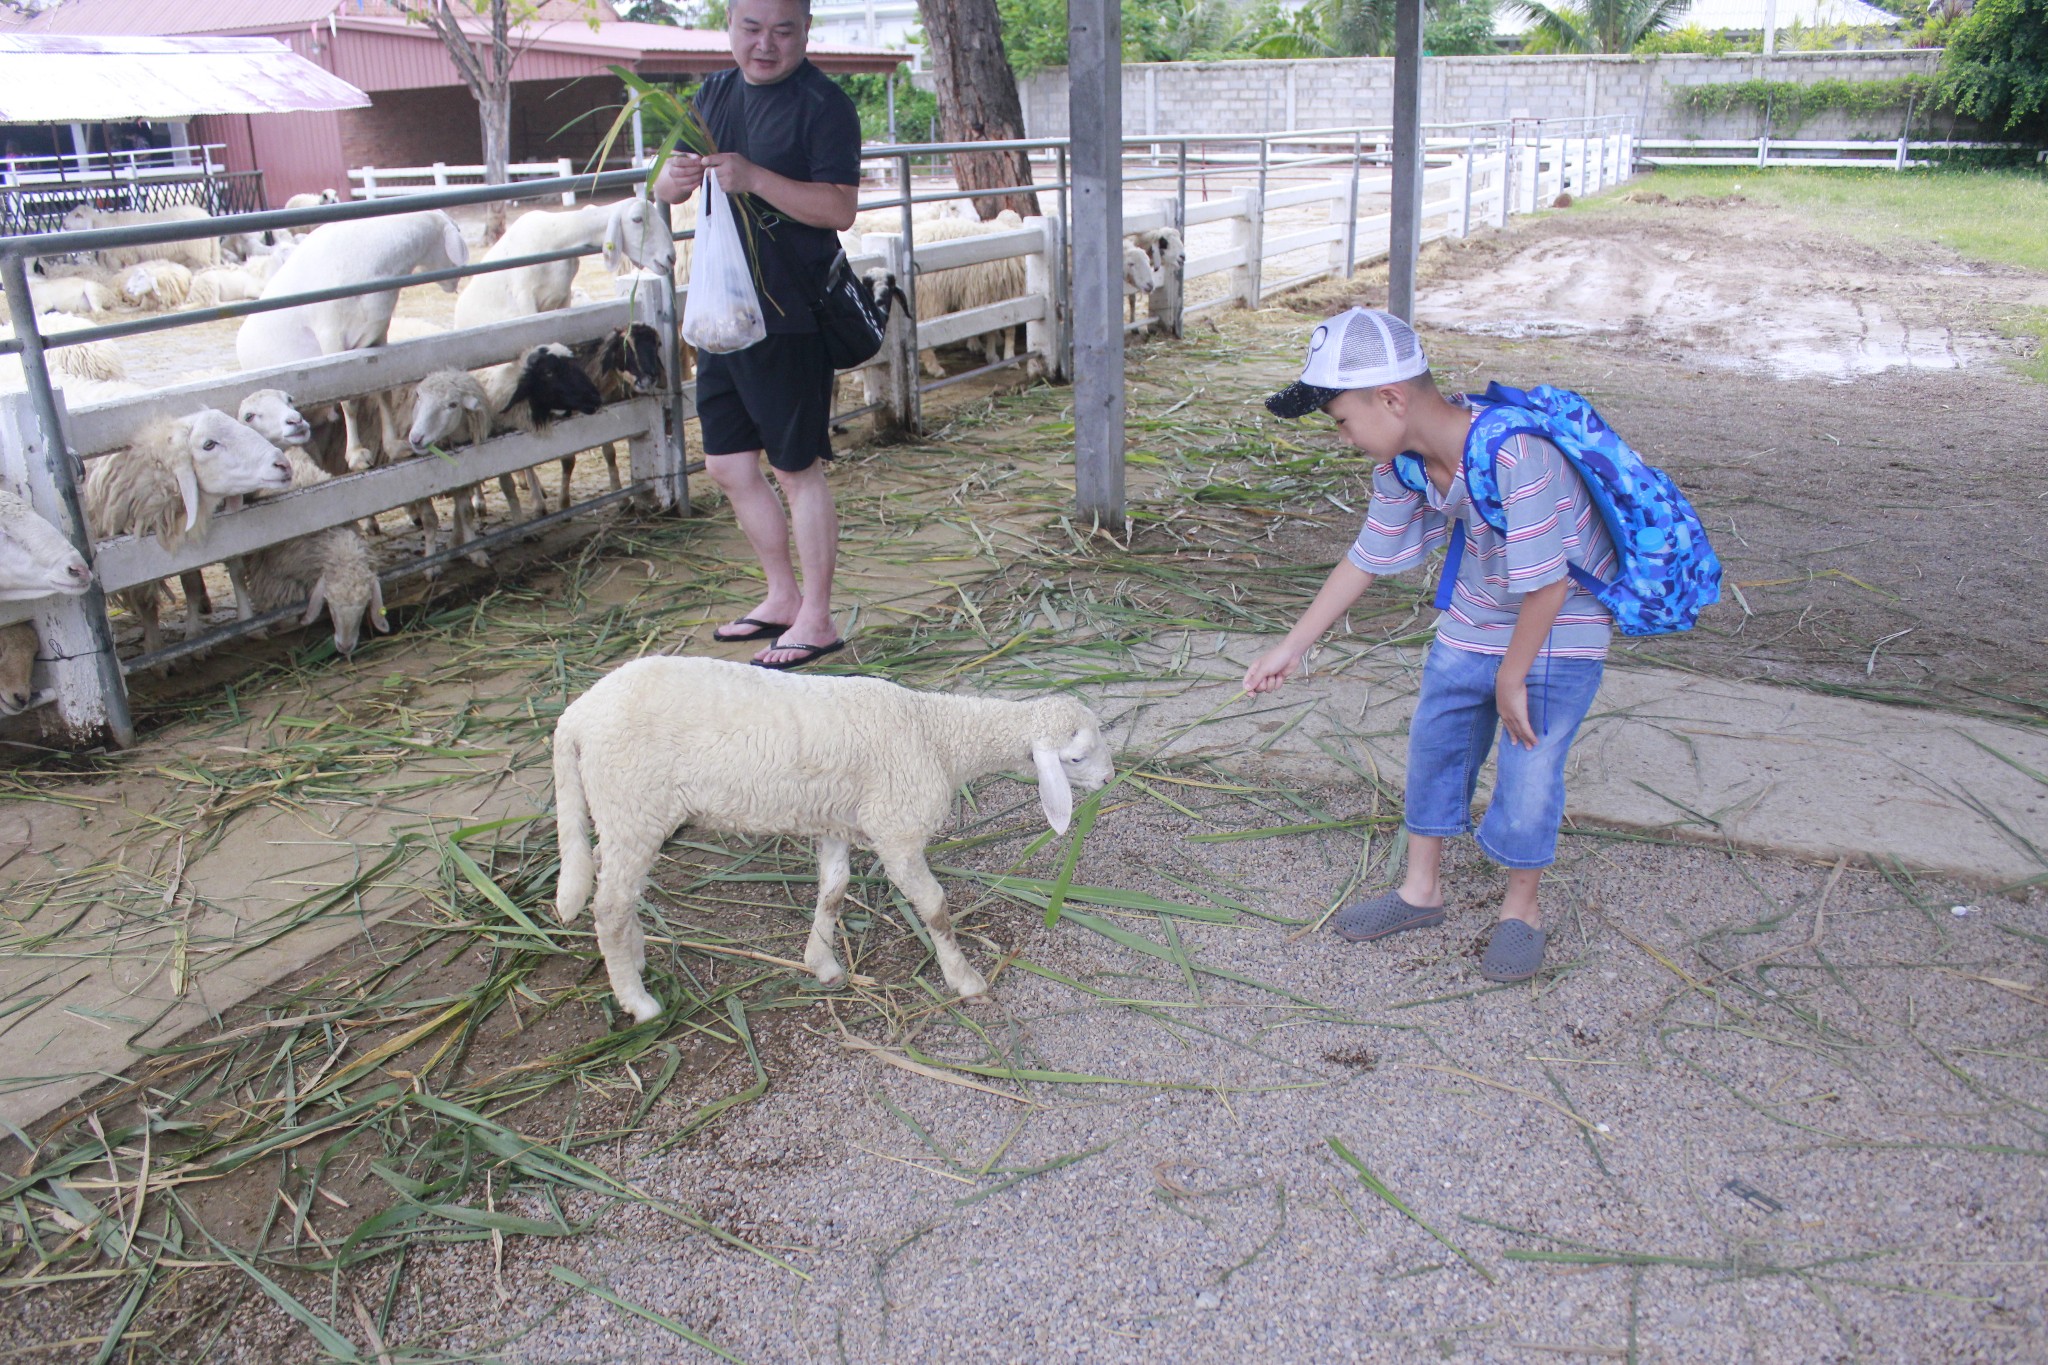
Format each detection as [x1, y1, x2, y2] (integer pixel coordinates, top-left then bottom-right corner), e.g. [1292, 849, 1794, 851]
[465, 550, 492, 570]
[947, 967, 990, 1001]
[809, 961, 846, 990]
[619, 990, 662, 1025]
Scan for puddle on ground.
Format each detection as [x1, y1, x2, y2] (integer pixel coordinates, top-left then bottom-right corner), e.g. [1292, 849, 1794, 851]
[1419, 235, 1992, 384]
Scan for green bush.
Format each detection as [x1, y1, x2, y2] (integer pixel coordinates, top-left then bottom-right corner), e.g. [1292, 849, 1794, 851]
[1630, 24, 1756, 55]
[834, 74, 939, 145]
[1935, 0, 2048, 137]
[1674, 75, 1937, 131]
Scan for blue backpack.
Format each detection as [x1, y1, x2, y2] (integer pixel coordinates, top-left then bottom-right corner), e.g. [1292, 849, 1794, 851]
[1391, 382, 1721, 637]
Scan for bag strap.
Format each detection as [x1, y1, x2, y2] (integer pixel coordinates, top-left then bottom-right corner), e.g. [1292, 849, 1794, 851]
[1434, 521, 1463, 611]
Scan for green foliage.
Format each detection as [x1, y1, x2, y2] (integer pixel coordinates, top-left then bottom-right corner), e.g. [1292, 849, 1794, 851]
[833, 73, 939, 143]
[1935, 0, 2048, 136]
[1424, 0, 1497, 55]
[1630, 23, 1756, 54]
[618, 0, 684, 22]
[1511, 0, 1693, 53]
[1675, 75, 1938, 131]
[1127, 0, 1256, 61]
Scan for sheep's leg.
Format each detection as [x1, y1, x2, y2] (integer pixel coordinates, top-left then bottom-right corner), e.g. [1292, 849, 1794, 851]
[920, 348, 944, 379]
[590, 834, 663, 1024]
[601, 441, 621, 492]
[804, 837, 853, 989]
[495, 473, 521, 519]
[558, 455, 576, 509]
[521, 466, 547, 518]
[876, 841, 987, 999]
[225, 558, 255, 621]
[175, 570, 211, 639]
[456, 486, 490, 569]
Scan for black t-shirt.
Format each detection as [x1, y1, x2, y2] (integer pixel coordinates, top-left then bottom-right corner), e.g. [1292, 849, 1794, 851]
[693, 60, 862, 335]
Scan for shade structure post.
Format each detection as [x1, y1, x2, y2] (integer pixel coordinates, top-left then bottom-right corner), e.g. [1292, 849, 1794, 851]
[1068, 0, 1125, 530]
[1387, 0, 1425, 321]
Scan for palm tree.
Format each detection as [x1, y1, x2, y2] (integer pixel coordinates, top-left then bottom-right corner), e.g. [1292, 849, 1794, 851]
[1131, 0, 1249, 62]
[1252, 0, 1403, 58]
[1510, 0, 1693, 52]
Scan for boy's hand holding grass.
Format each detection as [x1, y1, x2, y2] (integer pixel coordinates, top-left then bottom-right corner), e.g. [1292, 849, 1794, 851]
[1243, 562, 1375, 694]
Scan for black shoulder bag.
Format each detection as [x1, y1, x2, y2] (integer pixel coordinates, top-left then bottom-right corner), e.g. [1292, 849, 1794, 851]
[810, 249, 891, 371]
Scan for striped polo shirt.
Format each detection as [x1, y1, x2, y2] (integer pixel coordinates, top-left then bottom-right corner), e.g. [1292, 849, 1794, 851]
[1348, 424, 1617, 660]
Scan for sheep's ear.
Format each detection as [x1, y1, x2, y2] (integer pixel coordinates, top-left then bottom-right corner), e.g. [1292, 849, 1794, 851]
[603, 236, 624, 274]
[301, 576, 328, 626]
[441, 215, 468, 267]
[1032, 740, 1074, 836]
[462, 393, 482, 412]
[369, 577, 390, 633]
[172, 458, 202, 533]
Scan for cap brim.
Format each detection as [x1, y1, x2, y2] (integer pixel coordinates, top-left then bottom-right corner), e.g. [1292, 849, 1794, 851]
[1265, 381, 1343, 420]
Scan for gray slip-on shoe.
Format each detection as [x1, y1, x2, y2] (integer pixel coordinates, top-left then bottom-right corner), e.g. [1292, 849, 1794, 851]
[1480, 919, 1546, 982]
[1333, 889, 1446, 943]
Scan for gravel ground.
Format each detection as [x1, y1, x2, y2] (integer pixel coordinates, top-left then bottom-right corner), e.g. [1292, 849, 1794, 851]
[198, 780, 2043, 1364]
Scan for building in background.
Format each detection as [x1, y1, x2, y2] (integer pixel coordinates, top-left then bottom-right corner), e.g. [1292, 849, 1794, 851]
[21, 0, 905, 206]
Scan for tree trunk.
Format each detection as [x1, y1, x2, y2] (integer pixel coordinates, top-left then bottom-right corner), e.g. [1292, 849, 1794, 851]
[481, 83, 512, 245]
[913, 0, 1040, 221]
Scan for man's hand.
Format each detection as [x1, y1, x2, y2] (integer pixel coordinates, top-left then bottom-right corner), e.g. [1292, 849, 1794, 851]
[1496, 672, 1537, 749]
[1243, 641, 1308, 695]
[700, 151, 762, 196]
[654, 152, 704, 205]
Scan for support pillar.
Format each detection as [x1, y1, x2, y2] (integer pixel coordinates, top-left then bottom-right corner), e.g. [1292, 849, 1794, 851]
[1387, 0, 1425, 322]
[1068, 0, 1124, 530]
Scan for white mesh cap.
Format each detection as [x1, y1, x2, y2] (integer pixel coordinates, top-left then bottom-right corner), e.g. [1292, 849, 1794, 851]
[1266, 308, 1430, 418]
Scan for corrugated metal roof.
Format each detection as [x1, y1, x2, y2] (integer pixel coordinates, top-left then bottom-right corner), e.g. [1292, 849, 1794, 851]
[1494, 0, 1902, 34]
[22, 0, 615, 35]
[0, 35, 371, 122]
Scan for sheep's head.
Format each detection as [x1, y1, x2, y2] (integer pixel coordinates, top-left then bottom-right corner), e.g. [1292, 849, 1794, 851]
[594, 324, 664, 396]
[605, 197, 676, 277]
[1145, 227, 1186, 273]
[1028, 697, 1114, 834]
[304, 551, 389, 657]
[238, 388, 312, 448]
[409, 371, 488, 455]
[173, 410, 294, 529]
[0, 623, 37, 716]
[511, 344, 603, 429]
[1123, 245, 1158, 295]
[0, 489, 92, 603]
[60, 204, 100, 234]
[121, 265, 157, 303]
[425, 211, 469, 292]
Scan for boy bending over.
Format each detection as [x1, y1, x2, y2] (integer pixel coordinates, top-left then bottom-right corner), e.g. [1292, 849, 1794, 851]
[1246, 309, 1614, 983]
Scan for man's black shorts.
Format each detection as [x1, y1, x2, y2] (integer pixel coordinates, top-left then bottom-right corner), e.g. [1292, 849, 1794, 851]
[696, 332, 835, 472]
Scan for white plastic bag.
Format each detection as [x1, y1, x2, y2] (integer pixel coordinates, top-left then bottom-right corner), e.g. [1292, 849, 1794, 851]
[681, 169, 766, 354]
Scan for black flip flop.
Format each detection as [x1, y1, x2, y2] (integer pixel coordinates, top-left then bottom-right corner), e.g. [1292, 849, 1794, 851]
[713, 616, 793, 643]
[750, 640, 845, 671]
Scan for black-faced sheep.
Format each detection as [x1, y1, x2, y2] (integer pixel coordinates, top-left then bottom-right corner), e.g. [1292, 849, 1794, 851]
[557, 323, 662, 505]
[552, 656, 1114, 1022]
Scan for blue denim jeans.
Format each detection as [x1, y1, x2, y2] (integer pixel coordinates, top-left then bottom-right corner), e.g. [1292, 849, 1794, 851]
[1404, 641, 1605, 870]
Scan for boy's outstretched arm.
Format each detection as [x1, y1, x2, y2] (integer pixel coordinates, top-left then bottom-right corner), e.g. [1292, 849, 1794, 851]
[1243, 560, 1375, 694]
[1496, 578, 1570, 748]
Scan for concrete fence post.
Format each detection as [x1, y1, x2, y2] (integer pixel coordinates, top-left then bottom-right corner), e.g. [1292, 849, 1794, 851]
[0, 389, 132, 749]
[864, 232, 920, 437]
[1459, 136, 1475, 237]
[361, 168, 378, 201]
[559, 158, 575, 205]
[1496, 130, 1511, 229]
[1023, 213, 1069, 374]
[640, 209, 688, 513]
[1154, 192, 1184, 339]
[1341, 130, 1362, 276]
[1229, 187, 1263, 308]
[432, 162, 448, 190]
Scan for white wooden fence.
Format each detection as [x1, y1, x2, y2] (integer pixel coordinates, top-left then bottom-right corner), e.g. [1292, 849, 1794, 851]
[1638, 136, 2031, 171]
[349, 159, 581, 204]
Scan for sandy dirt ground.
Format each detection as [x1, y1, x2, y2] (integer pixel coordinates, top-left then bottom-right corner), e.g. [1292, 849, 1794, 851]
[4, 181, 2045, 1362]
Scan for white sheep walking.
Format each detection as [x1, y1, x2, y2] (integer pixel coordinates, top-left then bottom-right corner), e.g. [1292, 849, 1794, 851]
[453, 199, 675, 329]
[552, 656, 1114, 1022]
[235, 211, 468, 368]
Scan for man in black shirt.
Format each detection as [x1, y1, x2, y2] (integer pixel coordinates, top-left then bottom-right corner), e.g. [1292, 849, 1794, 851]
[656, 0, 861, 669]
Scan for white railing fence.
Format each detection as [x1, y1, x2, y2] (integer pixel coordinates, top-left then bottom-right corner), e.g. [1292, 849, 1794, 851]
[1638, 136, 2029, 172]
[350, 159, 582, 204]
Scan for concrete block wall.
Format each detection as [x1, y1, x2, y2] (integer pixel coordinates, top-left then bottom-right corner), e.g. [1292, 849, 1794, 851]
[1015, 50, 1964, 145]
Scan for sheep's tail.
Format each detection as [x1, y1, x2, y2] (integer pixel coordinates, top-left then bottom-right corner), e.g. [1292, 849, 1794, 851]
[552, 725, 595, 923]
